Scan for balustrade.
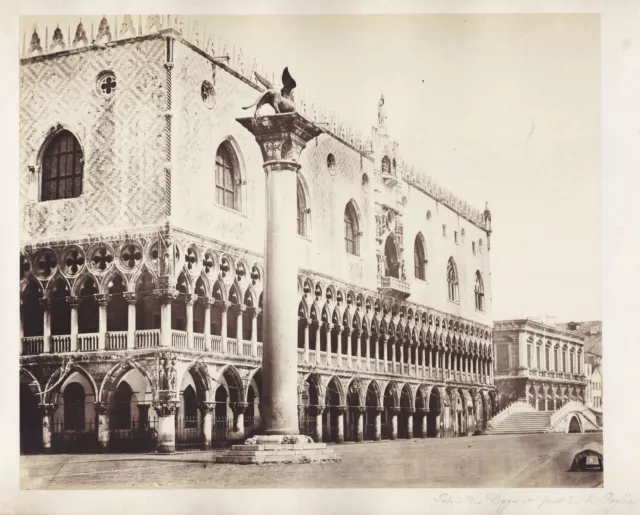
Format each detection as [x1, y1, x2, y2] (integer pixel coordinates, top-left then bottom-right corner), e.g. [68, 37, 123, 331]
[242, 340, 252, 357]
[226, 338, 238, 355]
[171, 330, 188, 349]
[193, 333, 206, 351]
[106, 331, 127, 350]
[51, 335, 71, 353]
[256, 342, 263, 359]
[22, 336, 44, 355]
[78, 333, 99, 351]
[211, 335, 223, 353]
[135, 329, 160, 349]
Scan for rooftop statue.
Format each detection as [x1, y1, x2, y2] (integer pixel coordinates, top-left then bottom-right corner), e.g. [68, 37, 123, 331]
[243, 67, 297, 117]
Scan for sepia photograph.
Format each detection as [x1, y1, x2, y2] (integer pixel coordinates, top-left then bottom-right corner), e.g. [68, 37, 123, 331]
[15, 10, 607, 494]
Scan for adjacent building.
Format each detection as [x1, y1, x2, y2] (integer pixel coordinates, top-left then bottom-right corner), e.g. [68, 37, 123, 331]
[19, 16, 496, 454]
[493, 319, 588, 411]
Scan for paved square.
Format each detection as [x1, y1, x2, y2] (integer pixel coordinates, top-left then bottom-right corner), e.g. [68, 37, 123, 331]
[21, 433, 602, 489]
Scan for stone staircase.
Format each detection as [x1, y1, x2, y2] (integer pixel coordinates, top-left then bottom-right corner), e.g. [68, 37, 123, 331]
[486, 411, 552, 435]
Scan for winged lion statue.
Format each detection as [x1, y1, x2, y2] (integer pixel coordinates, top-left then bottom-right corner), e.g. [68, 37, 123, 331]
[243, 67, 297, 117]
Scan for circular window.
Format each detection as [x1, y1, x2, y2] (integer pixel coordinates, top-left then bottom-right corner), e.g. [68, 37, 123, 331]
[201, 80, 215, 108]
[96, 71, 117, 98]
[362, 173, 370, 193]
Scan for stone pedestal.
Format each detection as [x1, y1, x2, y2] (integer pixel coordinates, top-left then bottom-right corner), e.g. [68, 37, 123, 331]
[216, 113, 338, 464]
[200, 402, 215, 450]
[95, 402, 110, 450]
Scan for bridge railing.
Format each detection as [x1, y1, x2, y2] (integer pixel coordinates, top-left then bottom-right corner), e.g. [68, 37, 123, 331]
[486, 400, 535, 430]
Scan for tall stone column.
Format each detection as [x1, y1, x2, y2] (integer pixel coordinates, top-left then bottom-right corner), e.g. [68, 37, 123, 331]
[94, 402, 110, 450]
[95, 294, 110, 351]
[391, 339, 397, 374]
[155, 289, 178, 347]
[398, 341, 404, 374]
[40, 404, 56, 450]
[313, 322, 321, 365]
[67, 296, 79, 352]
[420, 410, 428, 438]
[365, 332, 371, 370]
[355, 407, 364, 442]
[236, 113, 322, 438]
[374, 406, 383, 441]
[219, 301, 230, 353]
[315, 406, 325, 443]
[303, 318, 311, 363]
[123, 293, 137, 350]
[250, 307, 262, 356]
[235, 305, 245, 347]
[375, 335, 381, 372]
[185, 294, 197, 349]
[153, 399, 179, 453]
[389, 407, 399, 440]
[336, 327, 343, 367]
[200, 402, 215, 450]
[40, 298, 51, 353]
[203, 297, 213, 351]
[407, 408, 415, 439]
[232, 402, 248, 438]
[383, 336, 389, 373]
[335, 406, 346, 443]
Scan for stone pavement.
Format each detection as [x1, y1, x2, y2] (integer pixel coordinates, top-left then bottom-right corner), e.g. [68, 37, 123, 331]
[21, 433, 603, 490]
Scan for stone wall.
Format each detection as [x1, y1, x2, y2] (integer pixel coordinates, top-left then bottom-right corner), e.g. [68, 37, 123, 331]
[20, 37, 168, 240]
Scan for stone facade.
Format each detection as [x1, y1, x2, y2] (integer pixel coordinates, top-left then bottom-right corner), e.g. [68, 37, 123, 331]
[19, 18, 496, 454]
[493, 319, 588, 412]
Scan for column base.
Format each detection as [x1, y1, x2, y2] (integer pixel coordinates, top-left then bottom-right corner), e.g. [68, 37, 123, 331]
[215, 434, 341, 465]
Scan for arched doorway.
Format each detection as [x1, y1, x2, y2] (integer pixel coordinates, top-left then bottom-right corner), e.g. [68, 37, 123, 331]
[427, 388, 441, 437]
[346, 380, 361, 442]
[214, 385, 229, 446]
[382, 383, 397, 440]
[324, 377, 342, 443]
[414, 387, 426, 437]
[365, 382, 379, 440]
[20, 378, 41, 454]
[398, 385, 411, 439]
[568, 415, 582, 433]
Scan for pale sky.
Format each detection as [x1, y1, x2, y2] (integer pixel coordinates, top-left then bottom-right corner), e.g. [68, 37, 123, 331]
[20, 14, 601, 322]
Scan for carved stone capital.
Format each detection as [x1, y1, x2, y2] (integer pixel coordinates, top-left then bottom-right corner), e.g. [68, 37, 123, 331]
[94, 293, 111, 306]
[407, 407, 416, 414]
[65, 295, 80, 308]
[198, 296, 215, 307]
[249, 307, 262, 318]
[123, 292, 138, 305]
[38, 298, 52, 309]
[184, 294, 198, 306]
[375, 406, 384, 413]
[232, 304, 247, 315]
[335, 405, 347, 415]
[153, 400, 180, 417]
[216, 300, 232, 312]
[316, 405, 326, 415]
[356, 406, 366, 414]
[153, 288, 179, 304]
[199, 401, 215, 415]
[389, 406, 401, 415]
[39, 403, 57, 417]
[237, 114, 323, 166]
[94, 402, 109, 415]
[231, 402, 249, 415]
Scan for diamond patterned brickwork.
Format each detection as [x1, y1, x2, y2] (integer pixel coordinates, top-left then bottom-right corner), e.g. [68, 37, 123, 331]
[20, 38, 168, 241]
[171, 40, 377, 290]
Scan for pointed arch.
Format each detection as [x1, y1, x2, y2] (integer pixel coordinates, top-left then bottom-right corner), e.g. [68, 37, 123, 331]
[218, 364, 244, 404]
[215, 136, 246, 212]
[344, 199, 361, 256]
[39, 128, 84, 201]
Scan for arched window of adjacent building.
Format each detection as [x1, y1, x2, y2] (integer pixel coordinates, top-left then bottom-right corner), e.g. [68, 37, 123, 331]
[474, 271, 485, 311]
[215, 141, 241, 211]
[344, 201, 360, 256]
[297, 176, 309, 237]
[63, 383, 85, 431]
[447, 258, 459, 302]
[414, 233, 426, 280]
[41, 130, 84, 201]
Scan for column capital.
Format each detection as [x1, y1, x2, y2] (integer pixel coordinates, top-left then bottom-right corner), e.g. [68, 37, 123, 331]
[184, 294, 198, 306]
[356, 406, 366, 414]
[199, 401, 216, 414]
[231, 402, 249, 415]
[375, 406, 384, 413]
[304, 318, 314, 327]
[316, 405, 326, 415]
[94, 401, 109, 415]
[389, 406, 400, 415]
[38, 297, 52, 308]
[122, 292, 138, 305]
[153, 288, 179, 304]
[215, 300, 232, 311]
[198, 296, 215, 307]
[65, 295, 80, 308]
[407, 407, 416, 414]
[237, 113, 323, 167]
[232, 304, 247, 314]
[249, 306, 262, 318]
[39, 403, 57, 416]
[335, 405, 347, 415]
[324, 322, 334, 333]
[94, 293, 110, 306]
[152, 400, 180, 417]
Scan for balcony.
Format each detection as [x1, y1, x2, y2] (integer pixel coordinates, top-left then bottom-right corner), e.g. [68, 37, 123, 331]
[377, 276, 411, 300]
